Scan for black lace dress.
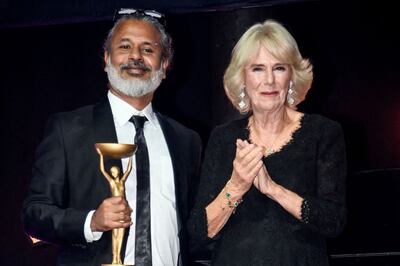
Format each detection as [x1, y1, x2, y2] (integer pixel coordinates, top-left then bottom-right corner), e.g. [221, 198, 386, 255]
[188, 114, 346, 266]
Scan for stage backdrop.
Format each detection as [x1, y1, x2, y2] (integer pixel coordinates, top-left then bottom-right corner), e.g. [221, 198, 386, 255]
[1, 1, 399, 265]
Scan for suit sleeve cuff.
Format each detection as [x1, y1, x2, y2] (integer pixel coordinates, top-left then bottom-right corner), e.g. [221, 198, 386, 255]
[84, 210, 103, 242]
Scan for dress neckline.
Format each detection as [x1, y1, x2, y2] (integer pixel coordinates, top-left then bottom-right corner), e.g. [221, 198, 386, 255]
[245, 113, 306, 158]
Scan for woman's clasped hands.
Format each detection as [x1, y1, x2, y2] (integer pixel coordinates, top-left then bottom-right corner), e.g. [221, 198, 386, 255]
[231, 139, 278, 198]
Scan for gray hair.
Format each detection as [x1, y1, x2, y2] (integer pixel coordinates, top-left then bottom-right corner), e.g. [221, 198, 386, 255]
[103, 14, 173, 67]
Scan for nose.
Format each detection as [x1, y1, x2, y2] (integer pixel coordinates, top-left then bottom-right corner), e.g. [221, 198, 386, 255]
[129, 46, 143, 61]
[263, 69, 274, 85]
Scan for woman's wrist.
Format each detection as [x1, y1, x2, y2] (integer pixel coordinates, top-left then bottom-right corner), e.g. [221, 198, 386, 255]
[226, 179, 244, 198]
[229, 173, 252, 195]
[264, 181, 282, 200]
[220, 179, 245, 213]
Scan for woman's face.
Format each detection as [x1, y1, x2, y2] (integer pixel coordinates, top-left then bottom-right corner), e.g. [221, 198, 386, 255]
[244, 45, 292, 113]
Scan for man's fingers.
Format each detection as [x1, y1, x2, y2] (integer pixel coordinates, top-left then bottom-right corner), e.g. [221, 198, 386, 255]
[110, 221, 133, 229]
[104, 220, 132, 230]
[106, 210, 131, 222]
[92, 196, 133, 232]
[95, 211, 132, 230]
[102, 197, 131, 212]
[118, 211, 132, 222]
[105, 196, 130, 206]
[110, 203, 131, 214]
[107, 196, 125, 204]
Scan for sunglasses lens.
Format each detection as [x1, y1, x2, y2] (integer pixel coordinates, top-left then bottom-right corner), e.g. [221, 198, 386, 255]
[118, 8, 137, 15]
[143, 10, 162, 19]
[114, 8, 166, 27]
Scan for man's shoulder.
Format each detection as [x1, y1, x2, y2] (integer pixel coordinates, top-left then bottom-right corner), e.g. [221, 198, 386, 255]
[53, 104, 95, 119]
[49, 102, 99, 129]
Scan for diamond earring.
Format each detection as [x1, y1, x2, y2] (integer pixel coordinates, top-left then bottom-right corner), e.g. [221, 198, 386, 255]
[238, 89, 246, 109]
[287, 81, 295, 105]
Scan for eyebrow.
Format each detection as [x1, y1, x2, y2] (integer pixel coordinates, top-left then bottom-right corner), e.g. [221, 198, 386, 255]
[249, 63, 265, 68]
[118, 38, 158, 46]
[248, 62, 288, 67]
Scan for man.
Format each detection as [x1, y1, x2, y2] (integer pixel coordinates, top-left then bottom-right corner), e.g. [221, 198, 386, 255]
[22, 9, 202, 266]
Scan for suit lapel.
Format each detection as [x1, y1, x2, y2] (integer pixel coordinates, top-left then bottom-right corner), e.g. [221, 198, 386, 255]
[93, 96, 118, 143]
[93, 97, 123, 170]
[156, 113, 185, 231]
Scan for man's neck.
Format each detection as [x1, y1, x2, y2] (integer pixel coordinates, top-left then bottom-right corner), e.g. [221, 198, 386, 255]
[110, 87, 154, 111]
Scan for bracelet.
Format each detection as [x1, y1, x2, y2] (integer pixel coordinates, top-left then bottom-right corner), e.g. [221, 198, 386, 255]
[222, 180, 243, 214]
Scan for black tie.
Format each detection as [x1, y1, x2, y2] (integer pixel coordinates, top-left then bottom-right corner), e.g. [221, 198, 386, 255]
[129, 115, 152, 266]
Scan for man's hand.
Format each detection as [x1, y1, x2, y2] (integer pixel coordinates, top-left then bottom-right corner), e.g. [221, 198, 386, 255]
[91, 196, 132, 232]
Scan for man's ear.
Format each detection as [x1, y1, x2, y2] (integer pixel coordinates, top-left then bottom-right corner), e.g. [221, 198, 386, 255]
[103, 52, 109, 70]
[161, 60, 169, 79]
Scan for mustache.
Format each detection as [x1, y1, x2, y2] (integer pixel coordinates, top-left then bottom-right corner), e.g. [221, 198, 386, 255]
[120, 60, 151, 72]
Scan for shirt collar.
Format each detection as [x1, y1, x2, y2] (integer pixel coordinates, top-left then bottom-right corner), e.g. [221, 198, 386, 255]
[107, 90, 158, 128]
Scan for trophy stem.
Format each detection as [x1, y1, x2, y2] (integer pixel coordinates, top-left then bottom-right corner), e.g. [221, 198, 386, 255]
[101, 264, 135, 266]
[95, 143, 137, 266]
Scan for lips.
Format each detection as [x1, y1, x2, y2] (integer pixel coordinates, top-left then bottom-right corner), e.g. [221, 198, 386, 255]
[125, 67, 146, 75]
[260, 91, 278, 96]
[120, 60, 152, 75]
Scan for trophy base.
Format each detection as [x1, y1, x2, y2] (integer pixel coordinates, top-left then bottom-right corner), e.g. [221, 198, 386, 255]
[101, 264, 133, 266]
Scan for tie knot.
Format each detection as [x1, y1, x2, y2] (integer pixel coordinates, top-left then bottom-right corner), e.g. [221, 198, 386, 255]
[130, 115, 148, 130]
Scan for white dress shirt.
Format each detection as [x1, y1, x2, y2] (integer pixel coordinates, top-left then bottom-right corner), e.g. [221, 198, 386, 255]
[84, 91, 179, 265]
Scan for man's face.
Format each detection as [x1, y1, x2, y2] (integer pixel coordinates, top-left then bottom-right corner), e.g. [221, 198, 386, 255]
[104, 19, 168, 81]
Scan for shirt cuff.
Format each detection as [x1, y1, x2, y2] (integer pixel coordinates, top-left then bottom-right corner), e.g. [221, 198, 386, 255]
[84, 210, 103, 242]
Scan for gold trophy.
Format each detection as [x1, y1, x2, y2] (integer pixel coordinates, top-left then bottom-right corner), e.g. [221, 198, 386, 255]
[95, 143, 137, 266]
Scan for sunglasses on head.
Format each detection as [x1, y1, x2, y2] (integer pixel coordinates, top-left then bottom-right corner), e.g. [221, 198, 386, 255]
[113, 8, 166, 27]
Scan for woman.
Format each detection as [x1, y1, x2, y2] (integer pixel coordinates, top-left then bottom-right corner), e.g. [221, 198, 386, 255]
[188, 20, 346, 265]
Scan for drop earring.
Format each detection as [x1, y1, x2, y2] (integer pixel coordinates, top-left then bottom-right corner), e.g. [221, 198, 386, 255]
[238, 89, 246, 110]
[287, 81, 295, 105]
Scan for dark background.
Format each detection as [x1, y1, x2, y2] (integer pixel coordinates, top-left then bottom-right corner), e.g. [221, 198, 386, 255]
[1, 0, 399, 265]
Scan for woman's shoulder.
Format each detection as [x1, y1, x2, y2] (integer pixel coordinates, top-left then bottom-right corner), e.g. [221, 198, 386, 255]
[303, 113, 342, 129]
[301, 113, 343, 140]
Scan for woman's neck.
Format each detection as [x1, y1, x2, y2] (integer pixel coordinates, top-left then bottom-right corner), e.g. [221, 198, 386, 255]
[249, 107, 301, 156]
[251, 106, 292, 134]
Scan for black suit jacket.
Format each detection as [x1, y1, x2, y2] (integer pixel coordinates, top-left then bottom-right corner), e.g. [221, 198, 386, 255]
[22, 98, 202, 266]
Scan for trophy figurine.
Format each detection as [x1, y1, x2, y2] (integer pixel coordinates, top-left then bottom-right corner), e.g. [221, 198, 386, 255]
[95, 143, 137, 266]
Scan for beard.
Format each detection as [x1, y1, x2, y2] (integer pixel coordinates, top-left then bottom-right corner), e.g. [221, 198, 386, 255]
[104, 57, 164, 97]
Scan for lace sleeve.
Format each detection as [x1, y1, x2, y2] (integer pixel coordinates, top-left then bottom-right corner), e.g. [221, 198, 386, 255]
[300, 121, 347, 237]
[187, 127, 227, 243]
[300, 199, 310, 224]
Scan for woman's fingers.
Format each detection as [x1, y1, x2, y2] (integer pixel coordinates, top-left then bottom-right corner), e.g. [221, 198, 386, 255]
[233, 139, 264, 184]
[237, 142, 263, 168]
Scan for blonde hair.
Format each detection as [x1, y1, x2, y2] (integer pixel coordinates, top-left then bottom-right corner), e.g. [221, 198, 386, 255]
[223, 19, 313, 113]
